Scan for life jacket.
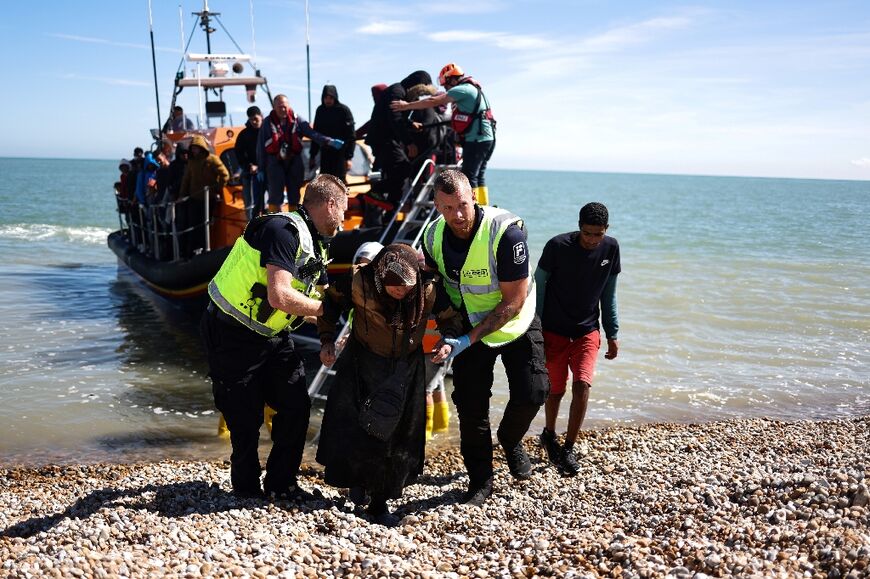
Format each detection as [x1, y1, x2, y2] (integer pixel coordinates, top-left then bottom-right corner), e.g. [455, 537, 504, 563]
[264, 110, 303, 158]
[207, 211, 327, 336]
[423, 206, 535, 347]
[450, 77, 495, 141]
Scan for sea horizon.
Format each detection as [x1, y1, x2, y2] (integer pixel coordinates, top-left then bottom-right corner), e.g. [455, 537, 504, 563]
[1, 155, 867, 184]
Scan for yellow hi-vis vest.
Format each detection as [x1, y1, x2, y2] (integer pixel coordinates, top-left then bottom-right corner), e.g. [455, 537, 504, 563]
[207, 211, 327, 336]
[423, 206, 535, 347]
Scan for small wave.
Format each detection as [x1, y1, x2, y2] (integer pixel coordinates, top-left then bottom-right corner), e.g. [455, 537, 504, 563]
[0, 224, 112, 245]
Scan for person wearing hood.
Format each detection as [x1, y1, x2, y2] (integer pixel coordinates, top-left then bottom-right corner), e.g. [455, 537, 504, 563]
[309, 85, 356, 183]
[235, 106, 265, 220]
[363, 70, 432, 225]
[356, 84, 388, 142]
[257, 94, 344, 214]
[178, 135, 230, 256]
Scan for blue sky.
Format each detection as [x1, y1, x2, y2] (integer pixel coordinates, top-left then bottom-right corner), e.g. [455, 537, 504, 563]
[1, 0, 868, 180]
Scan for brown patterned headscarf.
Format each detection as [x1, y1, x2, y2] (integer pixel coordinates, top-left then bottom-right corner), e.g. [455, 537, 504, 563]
[363, 243, 426, 338]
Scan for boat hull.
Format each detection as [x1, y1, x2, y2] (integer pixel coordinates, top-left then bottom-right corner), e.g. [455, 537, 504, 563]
[108, 230, 229, 302]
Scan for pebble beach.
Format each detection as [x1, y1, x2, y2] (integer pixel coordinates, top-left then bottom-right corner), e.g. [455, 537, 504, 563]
[2, 416, 869, 578]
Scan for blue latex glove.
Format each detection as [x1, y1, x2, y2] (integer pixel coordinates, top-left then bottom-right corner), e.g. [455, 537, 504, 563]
[328, 138, 345, 151]
[256, 171, 265, 184]
[444, 335, 472, 360]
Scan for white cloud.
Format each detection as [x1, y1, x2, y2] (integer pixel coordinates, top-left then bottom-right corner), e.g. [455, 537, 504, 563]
[851, 158, 870, 167]
[421, 0, 505, 15]
[356, 20, 417, 35]
[48, 33, 180, 53]
[427, 30, 550, 50]
[581, 16, 693, 52]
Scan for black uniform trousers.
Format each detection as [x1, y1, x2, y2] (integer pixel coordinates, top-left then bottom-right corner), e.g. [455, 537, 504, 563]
[450, 315, 550, 486]
[201, 305, 310, 494]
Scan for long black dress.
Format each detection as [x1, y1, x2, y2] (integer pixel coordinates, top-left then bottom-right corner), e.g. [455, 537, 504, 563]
[316, 269, 444, 500]
[316, 334, 427, 499]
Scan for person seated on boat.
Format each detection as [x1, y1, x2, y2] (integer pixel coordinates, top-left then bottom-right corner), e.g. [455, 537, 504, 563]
[391, 63, 495, 205]
[115, 159, 132, 200]
[309, 85, 356, 183]
[202, 174, 349, 501]
[178, 135, 230, 257]
[163, 106, 195, 133]
[256, 94, 344, 214]
[316, 243, 461, 526]
[235, 106, 264, 221]
[361, 70, 432, 226]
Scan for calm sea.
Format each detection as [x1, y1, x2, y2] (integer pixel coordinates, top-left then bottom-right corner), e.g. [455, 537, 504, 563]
[0, 157, 867, 466]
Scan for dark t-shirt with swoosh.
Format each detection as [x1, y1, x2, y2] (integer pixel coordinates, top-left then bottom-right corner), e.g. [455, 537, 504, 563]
[538, 231, 620, 339]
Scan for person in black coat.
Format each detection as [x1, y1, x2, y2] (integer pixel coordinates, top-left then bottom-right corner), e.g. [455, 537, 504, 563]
[363, 70, 433, 224]
[309, 85, 356, 183]
[235, 106, 264, 220]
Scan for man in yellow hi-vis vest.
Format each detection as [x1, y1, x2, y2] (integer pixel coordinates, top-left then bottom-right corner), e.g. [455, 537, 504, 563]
[201, 174, 348, 500]
[426, 169, 550, 506]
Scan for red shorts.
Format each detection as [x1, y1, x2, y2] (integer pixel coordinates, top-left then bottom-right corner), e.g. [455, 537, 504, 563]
[543, 329, 600, 395]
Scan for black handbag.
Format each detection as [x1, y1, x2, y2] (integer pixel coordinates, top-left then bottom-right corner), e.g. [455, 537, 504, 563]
[358, 339, 410, 441]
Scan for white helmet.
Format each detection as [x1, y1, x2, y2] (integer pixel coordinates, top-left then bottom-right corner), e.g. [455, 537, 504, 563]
[353, 241, 384, 264]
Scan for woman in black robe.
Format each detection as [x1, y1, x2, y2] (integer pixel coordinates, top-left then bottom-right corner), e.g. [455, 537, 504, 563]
[316, 243, 458, 525]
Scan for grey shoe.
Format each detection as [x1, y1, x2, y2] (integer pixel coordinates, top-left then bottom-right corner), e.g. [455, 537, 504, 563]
[503, 443, 532, 480]
[539, 429, 561, 465]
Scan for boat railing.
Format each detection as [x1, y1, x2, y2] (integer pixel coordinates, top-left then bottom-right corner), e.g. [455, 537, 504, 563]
[113, 185, 219, 262]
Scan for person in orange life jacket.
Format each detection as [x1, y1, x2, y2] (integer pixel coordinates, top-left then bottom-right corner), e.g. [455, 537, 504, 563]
[535, 202, 620, 477]
[201, 174, 349, 500]
[426, 170, 549, 506]
[391, 63, 495, 205]
[256, 94, 344, 213]
[309, 85, 356, 183]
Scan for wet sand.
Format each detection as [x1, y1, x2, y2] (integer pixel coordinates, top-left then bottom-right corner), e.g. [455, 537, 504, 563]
[2, 416, 868, 577]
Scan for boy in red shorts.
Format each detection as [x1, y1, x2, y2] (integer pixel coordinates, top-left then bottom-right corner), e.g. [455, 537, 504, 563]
[534, 202, 620, 476]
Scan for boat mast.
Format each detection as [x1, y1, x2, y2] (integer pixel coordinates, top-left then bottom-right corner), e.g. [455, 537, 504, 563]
[194, 0, 219, 123]
[305, 0, 311, 120]
[147, 0, 163, 138]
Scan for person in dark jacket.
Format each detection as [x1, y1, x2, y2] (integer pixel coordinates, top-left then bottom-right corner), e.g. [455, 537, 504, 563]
[356, 83, 388, 143]
[363, 71, 433, 224]
[235, 106, 264, 220]
[309, 85, 356, 183]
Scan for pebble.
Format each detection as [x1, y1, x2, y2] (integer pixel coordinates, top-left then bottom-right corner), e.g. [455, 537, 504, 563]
[1, 416, 868, 577]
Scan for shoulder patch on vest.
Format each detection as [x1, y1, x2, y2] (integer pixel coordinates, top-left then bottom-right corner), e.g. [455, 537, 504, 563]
[513, 242, 527, 265]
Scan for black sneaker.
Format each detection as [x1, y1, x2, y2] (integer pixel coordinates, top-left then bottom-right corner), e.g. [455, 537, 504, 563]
[539, 429, 561, 465]
[461, 478, 493, 506]
[503, 443, 532, 480]
[558, 445, 580, 477]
